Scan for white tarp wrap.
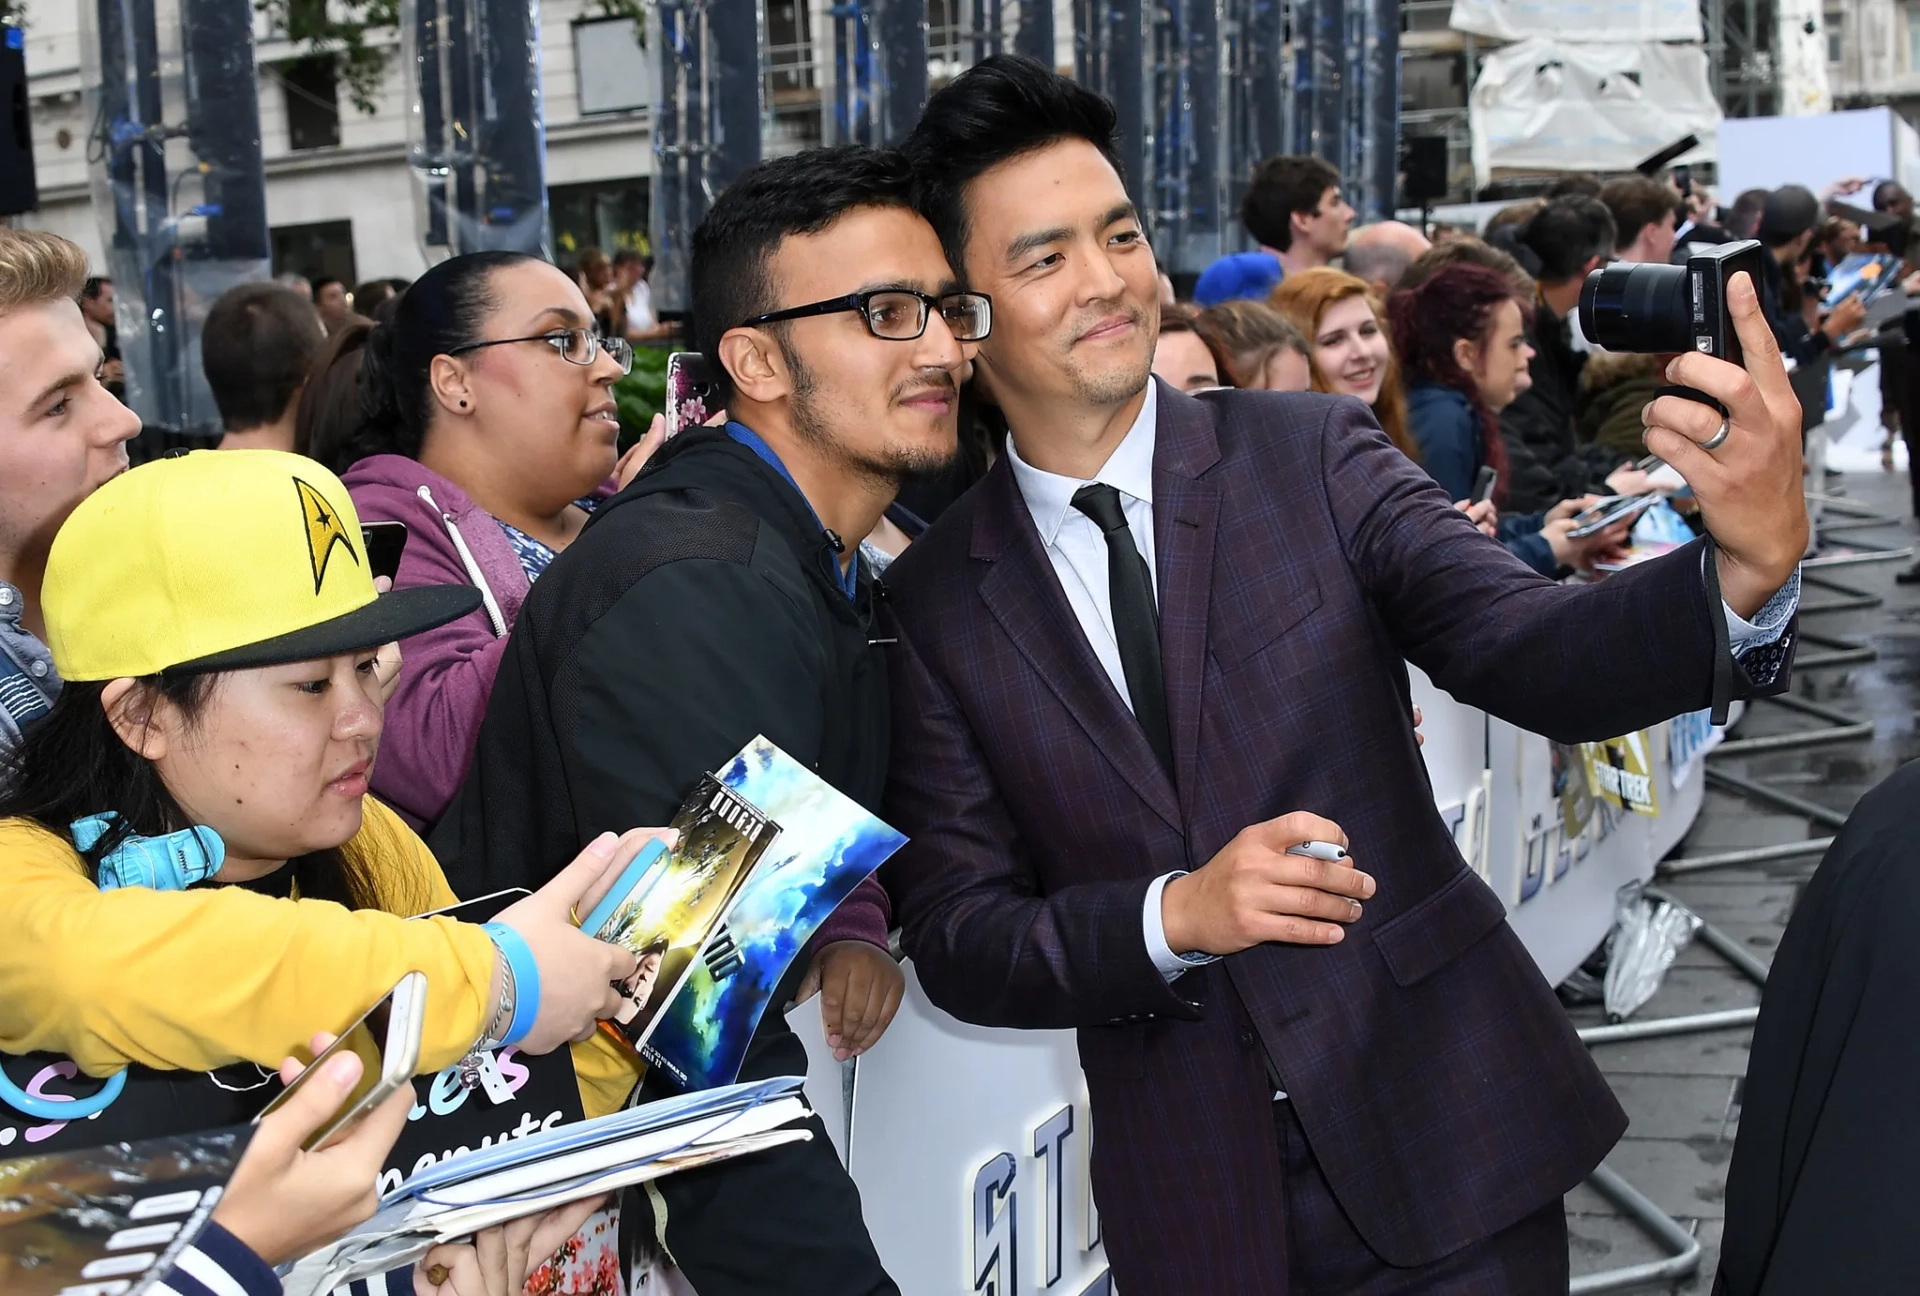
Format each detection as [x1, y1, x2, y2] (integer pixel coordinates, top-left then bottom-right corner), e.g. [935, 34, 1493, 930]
[1449, 0, 1702, 43]
[1469, 39, 1721, 188]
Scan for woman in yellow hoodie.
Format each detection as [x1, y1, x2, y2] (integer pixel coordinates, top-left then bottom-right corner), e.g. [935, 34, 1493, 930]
[0, 449, 652, 1154]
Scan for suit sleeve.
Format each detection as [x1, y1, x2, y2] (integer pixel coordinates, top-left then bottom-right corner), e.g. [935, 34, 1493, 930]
[1318, 400, 1789, 741]
[882, 612, 1197, 1030]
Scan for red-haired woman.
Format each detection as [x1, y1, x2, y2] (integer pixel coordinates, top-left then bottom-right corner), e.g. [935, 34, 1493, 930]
[1389, 263, 1627, 574]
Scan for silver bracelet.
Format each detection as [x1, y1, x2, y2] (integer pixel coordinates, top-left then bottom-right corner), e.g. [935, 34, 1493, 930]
[458, 955, 517, 1090]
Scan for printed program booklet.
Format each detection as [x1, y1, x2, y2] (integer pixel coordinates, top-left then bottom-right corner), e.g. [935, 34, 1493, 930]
[592, 736, 908, 1091]
[0, 1125, 251, 1296]
[281, 1076, 809, 1296]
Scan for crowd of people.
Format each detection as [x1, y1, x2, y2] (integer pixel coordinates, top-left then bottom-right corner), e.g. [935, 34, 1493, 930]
[0, 49, 1878, 1296]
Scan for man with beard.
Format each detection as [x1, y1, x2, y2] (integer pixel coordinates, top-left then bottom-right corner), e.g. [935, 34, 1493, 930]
[881, 56, 1804, 1293]
[435, 145, 984, 1295]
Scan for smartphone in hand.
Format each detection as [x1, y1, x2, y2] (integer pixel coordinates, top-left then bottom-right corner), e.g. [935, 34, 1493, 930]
[664, 352, 718, 439]
[254, 972, 426, 1151]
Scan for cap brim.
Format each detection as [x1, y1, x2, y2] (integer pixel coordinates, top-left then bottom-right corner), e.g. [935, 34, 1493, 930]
[167, 584, 483, 674]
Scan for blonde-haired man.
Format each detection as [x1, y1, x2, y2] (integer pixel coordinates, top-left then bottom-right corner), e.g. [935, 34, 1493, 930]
[0, 228, 141, 752]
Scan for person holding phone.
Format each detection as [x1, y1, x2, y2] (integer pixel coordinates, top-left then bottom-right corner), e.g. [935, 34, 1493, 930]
[1390, 262, 1632, 575]
[305, 255, 665, 834]
[0, 451, 659, 1161]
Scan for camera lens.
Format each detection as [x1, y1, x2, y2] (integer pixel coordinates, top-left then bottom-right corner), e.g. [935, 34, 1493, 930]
[1579, 261, 1696, 355]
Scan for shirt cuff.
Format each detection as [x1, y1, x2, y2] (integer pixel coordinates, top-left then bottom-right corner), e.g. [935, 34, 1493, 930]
[1144, 871, 1219, 980]
[1724, 568, 1799, 655]
[170, 1221, 284, 1296]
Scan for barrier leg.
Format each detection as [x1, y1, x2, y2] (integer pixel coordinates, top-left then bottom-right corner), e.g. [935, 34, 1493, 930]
[1568, 1165, 1705, 1293]
[1658, 836, 1833, 876]
[1702, 768, 1850, 829]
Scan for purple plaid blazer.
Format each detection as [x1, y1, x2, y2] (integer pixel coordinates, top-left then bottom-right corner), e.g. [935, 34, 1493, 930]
[880, 383, 1790, 1289]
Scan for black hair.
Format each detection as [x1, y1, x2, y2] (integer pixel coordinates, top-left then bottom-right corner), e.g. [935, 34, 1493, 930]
[0, 677, 380, 909]
[313, 276, 344, 295]
[612, 248, 645, 268]
[201, 283, 327, 432]
[1516, 197, 1616, 283]
[1728, 188, 1770, 240]
[1239, 154, 1342, 251]
[1544, 174, 1603, 201]
[82, 276, 111, 299]
[903, 54, 1124, 278]
[356, 250, 536, 463]
[1874, 180, 1909, 212]
[690, 146, 916, 405]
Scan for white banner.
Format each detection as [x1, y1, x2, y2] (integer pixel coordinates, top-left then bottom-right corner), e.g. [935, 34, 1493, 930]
[1468, 39, 1721, 189]
[1450, 0, 1702, 43]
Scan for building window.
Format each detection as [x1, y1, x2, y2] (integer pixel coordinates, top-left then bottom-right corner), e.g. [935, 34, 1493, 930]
[1825, 12, 1842, 63]
[280, 56, 340, 151]
[574, 17, 653, 115]
[1909, 4, 1920, 72]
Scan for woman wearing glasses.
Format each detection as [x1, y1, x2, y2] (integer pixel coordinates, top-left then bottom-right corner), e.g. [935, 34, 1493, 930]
[324, 252, 659, 836]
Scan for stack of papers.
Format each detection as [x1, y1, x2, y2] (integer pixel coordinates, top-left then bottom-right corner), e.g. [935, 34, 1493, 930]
[282, 1076, 809, 1296]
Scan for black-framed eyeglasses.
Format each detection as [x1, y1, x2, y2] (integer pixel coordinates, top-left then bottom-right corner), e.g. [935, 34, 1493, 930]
[739, 289, 992, 342]
[446, 327, 634, 374]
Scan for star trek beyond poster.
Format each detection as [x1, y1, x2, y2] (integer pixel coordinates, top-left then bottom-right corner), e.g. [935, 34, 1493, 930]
[642, 737, 908, 1091]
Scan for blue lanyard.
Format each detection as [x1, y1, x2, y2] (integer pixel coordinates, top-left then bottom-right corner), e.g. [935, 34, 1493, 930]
[724, 422, 859, 602]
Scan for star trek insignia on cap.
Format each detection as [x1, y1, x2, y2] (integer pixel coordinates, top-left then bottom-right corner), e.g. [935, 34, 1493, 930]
[43, 449, 480, 682]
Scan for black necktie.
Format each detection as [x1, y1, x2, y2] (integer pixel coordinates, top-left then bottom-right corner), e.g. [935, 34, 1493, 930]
[1071, 483, 1174, 778]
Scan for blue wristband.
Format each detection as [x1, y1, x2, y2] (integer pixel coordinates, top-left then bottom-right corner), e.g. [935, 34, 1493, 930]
[481, 922, 541, 1048]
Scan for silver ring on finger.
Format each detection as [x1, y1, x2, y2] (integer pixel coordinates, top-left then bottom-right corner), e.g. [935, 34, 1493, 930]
[1701, 416, 1731, 452]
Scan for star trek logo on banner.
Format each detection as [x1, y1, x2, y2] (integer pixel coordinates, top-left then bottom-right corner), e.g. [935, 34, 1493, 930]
[294, 476, 359, 594]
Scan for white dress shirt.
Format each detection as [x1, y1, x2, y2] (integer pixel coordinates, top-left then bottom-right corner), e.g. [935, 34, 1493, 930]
[1006, 382, 1800, 980]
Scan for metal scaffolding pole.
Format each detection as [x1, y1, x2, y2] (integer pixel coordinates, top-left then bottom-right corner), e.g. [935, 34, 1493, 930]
[1704, 767, 1851, 829]
[1659, 836, 1834, 876]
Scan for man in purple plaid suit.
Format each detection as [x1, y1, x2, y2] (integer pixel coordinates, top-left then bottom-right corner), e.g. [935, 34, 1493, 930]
[879, 58, 1807, 1292]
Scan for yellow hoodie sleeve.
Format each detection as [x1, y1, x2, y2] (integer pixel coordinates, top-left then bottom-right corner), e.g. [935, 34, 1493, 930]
[0, 805, 498, 1078]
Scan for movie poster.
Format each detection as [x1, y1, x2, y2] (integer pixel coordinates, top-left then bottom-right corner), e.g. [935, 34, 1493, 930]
[0, 1127, 249, 1296]
[1582, 731, 1660, 817]
[597, 777, 781, 1049]
[643, 737, 907, 1091]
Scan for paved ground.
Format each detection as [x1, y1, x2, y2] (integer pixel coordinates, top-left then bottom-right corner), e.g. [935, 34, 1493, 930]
[1564, 467, 1920, 1290]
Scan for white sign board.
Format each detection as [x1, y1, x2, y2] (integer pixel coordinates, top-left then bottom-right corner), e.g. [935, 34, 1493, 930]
[1716, 108, 1913, 207]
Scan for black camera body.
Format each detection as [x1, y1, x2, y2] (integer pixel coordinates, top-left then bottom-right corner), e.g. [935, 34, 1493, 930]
[1578, 239, 1767, 368]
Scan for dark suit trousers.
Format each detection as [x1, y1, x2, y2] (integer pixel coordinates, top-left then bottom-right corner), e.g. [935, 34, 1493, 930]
[1271, 1098, 1569, 1295]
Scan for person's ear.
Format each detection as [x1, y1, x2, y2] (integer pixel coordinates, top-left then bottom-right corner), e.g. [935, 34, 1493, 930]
[1453, 335, 1481, 377]
[101, 678, 170, 762]
[717, 328, 790, 406]
[427, 354, 476, 418]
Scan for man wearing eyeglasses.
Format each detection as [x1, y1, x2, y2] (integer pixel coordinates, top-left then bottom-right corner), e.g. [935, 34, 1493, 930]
[435, 146, 983, 1295]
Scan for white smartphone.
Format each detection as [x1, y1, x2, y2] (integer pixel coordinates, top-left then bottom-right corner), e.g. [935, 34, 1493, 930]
[253, 971, 427, 1151]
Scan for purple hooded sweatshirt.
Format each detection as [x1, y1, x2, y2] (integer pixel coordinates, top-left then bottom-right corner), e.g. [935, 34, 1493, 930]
[342, 455, 527, 833]
[342, 454, 889, 953]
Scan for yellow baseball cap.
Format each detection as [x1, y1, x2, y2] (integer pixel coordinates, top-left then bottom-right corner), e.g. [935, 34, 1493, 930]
[44, 449, 481, 681]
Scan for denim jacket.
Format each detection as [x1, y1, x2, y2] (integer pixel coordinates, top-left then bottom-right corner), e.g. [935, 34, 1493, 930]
[0, 581, 57, 756]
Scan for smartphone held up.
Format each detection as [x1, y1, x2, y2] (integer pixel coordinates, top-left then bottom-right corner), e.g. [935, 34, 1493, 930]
[254, 972, 426, 1151]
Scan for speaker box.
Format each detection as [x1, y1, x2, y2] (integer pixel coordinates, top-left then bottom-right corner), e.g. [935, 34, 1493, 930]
[1402, 135, 1448, 207]
[0, 27, 36, 217]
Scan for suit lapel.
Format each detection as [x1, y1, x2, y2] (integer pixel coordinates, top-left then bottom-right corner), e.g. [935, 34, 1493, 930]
[1153, 395, 1222, 815]
[974, 461, 1183, 831]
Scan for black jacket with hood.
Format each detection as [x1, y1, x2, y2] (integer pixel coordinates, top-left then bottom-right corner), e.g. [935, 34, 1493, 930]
[432, 426, 893, 1080]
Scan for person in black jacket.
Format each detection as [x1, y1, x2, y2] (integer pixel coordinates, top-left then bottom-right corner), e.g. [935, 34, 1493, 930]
[1490, 198, 1644, 513]
[433, 146, 984, 1296]
[1754, 185, 1867, 371]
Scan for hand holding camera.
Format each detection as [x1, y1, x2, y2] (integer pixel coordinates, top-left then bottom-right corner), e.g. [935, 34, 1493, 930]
[1579, 245, 1808, 620]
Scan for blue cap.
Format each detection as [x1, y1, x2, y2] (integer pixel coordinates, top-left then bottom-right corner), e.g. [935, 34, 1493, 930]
[1192, 251, 1284, 306]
